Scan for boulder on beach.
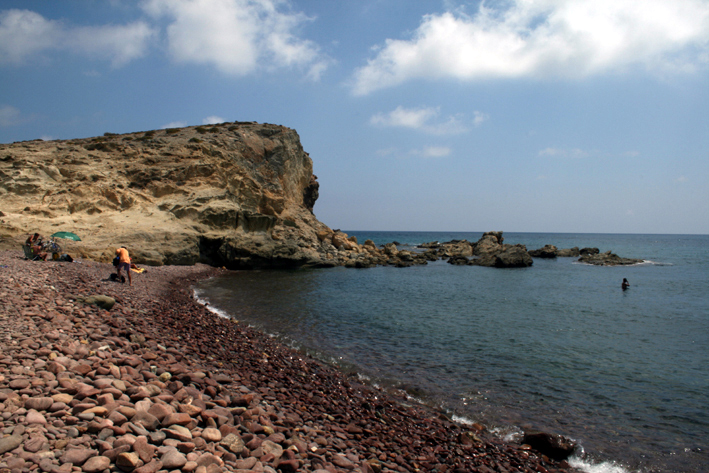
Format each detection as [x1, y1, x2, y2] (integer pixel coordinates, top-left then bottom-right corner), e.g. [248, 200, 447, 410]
[77, 295, 116, 311]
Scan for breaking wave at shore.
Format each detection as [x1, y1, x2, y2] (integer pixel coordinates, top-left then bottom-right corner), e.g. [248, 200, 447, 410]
[193, 288, 230, 319]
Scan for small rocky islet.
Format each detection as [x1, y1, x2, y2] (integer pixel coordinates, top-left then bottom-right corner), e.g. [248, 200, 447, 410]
[0, 250, 579, 473]
[345, 231, 643, 269]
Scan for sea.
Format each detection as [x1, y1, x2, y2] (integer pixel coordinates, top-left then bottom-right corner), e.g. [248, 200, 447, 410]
[193, 232, 709, 473]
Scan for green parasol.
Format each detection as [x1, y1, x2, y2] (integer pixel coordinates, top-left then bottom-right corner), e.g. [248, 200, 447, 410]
[51, 231, 82, 241]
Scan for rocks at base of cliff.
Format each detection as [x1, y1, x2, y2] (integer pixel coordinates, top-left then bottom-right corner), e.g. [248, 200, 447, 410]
[198, 233, 323, 270]
[577, 250, 643, 266]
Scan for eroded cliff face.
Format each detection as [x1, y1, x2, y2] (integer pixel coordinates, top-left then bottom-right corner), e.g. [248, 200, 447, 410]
[0, 122, 334, 268]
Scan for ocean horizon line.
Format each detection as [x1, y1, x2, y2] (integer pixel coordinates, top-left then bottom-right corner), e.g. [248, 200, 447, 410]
[343, 229, 709, 237]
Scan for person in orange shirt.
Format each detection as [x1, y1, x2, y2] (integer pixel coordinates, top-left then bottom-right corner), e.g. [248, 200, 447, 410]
[116, 246, 132, 286]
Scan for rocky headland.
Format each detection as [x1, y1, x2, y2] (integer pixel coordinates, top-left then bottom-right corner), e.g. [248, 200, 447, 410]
[0, 123, 346, 269]
[0, 123, 642, 270]
[0, 250, 578, 473]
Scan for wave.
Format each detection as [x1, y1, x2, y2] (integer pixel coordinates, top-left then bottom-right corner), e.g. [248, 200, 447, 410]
[572, 259, 673, 267]
[640, 260, 673, 266]
[568, 456, 631, 473]
[192, 288, 231, 319]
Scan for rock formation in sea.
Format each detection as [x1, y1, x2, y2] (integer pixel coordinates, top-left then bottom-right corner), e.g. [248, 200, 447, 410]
[0, 123, 356, 269]
[437, 232, 534, 268]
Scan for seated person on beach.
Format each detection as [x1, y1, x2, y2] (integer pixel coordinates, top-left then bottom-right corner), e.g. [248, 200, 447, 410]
[31, 243, 48, 261]
[25, 233, 41, 247]
[115, 246, 132, 286]
[24, 233, 47, 260]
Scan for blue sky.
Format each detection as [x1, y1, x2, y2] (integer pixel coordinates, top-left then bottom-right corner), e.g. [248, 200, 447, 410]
[1, 0, 708, 234]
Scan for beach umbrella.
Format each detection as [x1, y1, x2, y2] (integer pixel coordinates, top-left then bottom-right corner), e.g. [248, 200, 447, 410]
[51, 231, 81, 241]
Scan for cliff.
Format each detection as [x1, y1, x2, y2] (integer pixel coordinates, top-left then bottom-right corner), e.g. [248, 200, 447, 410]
[0, 122, 339, 268]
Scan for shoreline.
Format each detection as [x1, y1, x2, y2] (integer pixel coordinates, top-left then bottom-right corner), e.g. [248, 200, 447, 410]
[0, 250, 577, 473]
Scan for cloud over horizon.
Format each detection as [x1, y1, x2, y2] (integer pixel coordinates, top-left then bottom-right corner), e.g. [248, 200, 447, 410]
[352, 0, 709, 95]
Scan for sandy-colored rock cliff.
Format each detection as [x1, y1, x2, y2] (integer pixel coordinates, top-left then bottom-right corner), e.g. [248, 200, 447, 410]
[0, 122, 339, 268]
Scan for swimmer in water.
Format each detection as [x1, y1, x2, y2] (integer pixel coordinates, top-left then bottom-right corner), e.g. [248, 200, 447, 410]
[622, 278, 630, 290]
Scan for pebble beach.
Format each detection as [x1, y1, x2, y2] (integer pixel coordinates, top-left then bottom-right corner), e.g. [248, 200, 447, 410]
[0, 250, 575, 473]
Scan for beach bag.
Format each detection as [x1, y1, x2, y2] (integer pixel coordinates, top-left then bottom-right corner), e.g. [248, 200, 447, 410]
[112, 256, 120, 267]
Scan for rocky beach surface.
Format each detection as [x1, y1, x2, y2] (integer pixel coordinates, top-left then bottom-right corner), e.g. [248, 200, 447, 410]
[0, 250, 579, 473]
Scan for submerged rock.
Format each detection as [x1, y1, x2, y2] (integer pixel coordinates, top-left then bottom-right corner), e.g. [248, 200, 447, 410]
[578, 250, 643, 266]
[522, 430, 577, 461]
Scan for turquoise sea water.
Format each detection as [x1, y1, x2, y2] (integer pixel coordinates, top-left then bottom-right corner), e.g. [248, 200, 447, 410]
[194, 232, 709, 473]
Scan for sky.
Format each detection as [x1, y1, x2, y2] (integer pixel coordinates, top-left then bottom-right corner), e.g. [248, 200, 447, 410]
[1, 0, 708, 234]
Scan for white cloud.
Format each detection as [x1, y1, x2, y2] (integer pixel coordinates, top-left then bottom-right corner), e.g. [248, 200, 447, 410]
[0, 9, 155, 66]
[0, 105, 21, 126]
[371, 106, 436, 129]
[539, 147, 589, 159]
[473, 111, 489, 126]
[68, 22, 156, 67]
[375, 145, 452, 159]
[375, 147, 398, 157]
[143, 0, 329, 78]
[370, 106, 469, 135]
[352, 0, 709, 94]
[161, 121, 188, 129]
[418, 146, 451, 158]
[202, 116, 225, 125]
[674, 176, 688, 183]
